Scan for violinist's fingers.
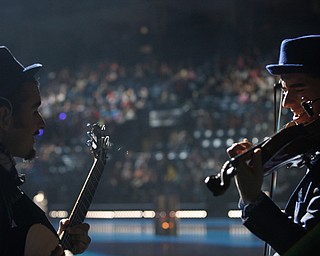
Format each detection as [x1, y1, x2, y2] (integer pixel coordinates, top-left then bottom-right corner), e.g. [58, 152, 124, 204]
[234, 148, 263, 204]
[251, 148, 263, 175]
[241, 138, 253, 148]
[227, 139, 253, 158]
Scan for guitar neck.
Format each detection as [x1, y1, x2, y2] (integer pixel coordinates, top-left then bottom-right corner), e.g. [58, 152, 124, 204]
[60, 154, 106, 250]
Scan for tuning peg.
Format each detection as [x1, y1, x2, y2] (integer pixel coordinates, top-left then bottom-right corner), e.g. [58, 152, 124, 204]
[86, 140, 92, 147]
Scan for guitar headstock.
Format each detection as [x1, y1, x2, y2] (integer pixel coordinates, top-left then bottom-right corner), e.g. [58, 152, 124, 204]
[86, 123, 110, 159]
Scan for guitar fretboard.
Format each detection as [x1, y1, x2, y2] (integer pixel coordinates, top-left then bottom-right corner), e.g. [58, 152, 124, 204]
[60, 151, 106, 250]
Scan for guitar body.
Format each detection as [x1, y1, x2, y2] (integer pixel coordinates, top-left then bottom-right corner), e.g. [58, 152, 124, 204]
[24, 224, 74, 256]
[24, 224, 58, 256]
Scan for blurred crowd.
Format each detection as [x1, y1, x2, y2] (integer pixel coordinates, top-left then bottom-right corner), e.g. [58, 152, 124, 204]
[18, 53, 297, 213]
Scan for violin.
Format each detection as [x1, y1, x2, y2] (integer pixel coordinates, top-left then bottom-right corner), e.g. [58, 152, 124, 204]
[204, 118, 320, 196]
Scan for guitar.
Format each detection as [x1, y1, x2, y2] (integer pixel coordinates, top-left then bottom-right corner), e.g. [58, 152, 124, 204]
[24, 123, 110, 256]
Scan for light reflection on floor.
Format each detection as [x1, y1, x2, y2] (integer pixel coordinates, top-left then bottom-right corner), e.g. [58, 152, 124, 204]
[66, 218, 265, 256]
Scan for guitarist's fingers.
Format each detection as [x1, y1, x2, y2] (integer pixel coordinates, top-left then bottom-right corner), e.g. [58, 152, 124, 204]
[71, 239, 90, 254]
[70, 236, 91, 254]
[68, 230, 91, 245]
[67, 223, 91, 254]
[50, 244, 65, 256]
[67, 223, 90, 234]
[57, 218, 71, 236]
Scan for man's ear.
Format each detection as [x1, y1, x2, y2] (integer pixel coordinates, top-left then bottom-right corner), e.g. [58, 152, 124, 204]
[0, 106, 12, 130]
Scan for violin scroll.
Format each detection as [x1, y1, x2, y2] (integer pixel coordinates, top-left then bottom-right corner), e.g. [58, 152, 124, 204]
[205, 160, 235, 196]
[205, 174, 229, 196]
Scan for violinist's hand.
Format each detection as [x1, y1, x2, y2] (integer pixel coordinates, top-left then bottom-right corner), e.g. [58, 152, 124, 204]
[227, 139, 263, 205]
[58, 219, 91, 255]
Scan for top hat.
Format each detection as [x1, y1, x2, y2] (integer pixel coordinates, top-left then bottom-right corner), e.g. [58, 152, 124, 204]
[266, 35, 320, 75]
[0, 46, 42, 86]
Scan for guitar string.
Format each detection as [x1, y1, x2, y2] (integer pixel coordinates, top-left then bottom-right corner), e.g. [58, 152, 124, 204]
[62, 150, 106, 250]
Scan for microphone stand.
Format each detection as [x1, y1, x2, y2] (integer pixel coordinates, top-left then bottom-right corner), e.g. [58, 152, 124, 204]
[264, 81, 283, 256]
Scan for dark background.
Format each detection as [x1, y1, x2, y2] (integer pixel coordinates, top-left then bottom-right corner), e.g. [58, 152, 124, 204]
[1, 0, 319, 67]
[1, 0, 319, 217]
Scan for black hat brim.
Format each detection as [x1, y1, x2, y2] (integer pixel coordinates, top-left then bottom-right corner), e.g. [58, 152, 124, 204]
[22, 63, 42, 78]
[265, 64, 319, 75]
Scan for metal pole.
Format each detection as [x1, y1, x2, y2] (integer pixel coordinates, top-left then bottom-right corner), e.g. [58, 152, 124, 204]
[264, 81, 282, 256]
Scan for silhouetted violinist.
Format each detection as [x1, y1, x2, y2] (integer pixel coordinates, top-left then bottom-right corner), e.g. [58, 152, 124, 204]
[205, 35, 320, 256]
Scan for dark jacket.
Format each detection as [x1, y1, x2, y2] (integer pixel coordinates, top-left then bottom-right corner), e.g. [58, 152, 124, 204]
[0, 167, 57, 256]
[243, 158, 320, 255]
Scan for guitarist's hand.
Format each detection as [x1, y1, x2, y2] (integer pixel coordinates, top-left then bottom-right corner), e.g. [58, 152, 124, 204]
[58, 219, 91, 254]
[51, 244, 65, 256]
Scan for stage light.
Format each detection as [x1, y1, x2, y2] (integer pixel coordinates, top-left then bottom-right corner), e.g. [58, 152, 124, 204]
[227, 210, 242, 218]
[49, 210, 68, 218]
[212, 138, 222, 148]
[161, 221, 170, 230]
[48, 209, 207, 219]
[59, 112, 67, 121]
[140, 26, 149, 35]
[175, 210, 207, 218]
